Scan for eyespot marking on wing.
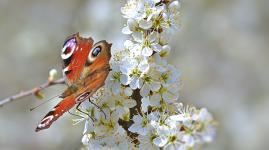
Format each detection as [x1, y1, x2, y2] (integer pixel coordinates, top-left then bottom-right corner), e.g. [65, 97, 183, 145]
[61, 38, 76, 60]
[63, 66, 72, 75]
[75, 92, 90, 103]
[37, 115, 54, 129]
[63, 55, 72, 67]
[92, 46, 101, 57]
[86, 44, 103, 65]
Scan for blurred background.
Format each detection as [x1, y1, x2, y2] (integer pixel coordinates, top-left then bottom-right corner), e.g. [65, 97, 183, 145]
[0, 0, 268, 149]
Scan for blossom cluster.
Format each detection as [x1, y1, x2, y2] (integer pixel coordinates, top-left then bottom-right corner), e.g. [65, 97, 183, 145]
[77, 0, 216, 149]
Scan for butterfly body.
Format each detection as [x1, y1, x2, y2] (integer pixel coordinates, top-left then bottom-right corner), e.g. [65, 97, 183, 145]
[36, 33, 111, 132]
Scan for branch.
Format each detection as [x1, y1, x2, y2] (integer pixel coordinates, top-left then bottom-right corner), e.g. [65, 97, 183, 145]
[0, 78, 66, 107]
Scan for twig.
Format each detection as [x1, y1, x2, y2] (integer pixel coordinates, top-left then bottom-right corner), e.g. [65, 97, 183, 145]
[0, 78, 66, 107]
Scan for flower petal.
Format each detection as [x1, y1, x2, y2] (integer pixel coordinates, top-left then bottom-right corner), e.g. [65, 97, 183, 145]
[142, 47, 153, 56]
[139, 19, 153, 30]
[141, 96, 150, 112]
[124, 87, 133, 96]
[132, 32, 143, 43]
[122, 26, 132, 34]
[153, 136, 168, 147]
[120, 74, 130, 85]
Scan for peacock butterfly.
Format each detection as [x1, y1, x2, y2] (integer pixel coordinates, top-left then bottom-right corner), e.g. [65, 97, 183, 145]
[35, 33, 111, 132]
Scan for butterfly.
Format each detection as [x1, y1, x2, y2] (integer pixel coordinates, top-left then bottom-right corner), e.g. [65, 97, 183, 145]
[35, 33, 111, 132]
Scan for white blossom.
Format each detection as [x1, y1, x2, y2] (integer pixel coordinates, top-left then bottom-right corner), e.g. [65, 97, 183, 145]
[128, 114, 153, 135]
[79, 0, 216, 149]
[108, 96, 136, 119]
[138, 129, 159, 150]
[119, 56, 150, 89]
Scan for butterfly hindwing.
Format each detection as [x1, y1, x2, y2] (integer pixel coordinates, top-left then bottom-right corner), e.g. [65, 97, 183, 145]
[36, 91, 93, 132]
[35, 95, 76, 132]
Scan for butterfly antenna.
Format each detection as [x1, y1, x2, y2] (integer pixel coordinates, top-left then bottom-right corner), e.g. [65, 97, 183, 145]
[30, 93, 62, 111]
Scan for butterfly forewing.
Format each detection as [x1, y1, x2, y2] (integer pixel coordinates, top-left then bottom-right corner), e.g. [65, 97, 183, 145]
[61, 33, 94, 85]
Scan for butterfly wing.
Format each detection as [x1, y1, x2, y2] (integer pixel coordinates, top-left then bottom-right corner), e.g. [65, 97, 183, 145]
[80, 40, 112, 79]
[36, 37, 112, 132]
[35, 95, 76, 132]
[61, 33, 94, 85]
[35, 68, 109, 132]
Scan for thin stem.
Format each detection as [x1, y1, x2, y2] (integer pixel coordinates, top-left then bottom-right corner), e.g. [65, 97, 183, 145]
[0, 78, 65, 107]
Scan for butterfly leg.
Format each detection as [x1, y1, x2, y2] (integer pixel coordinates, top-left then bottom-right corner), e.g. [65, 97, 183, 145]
[88, 98, 107, 119]
[67, 110, 85, 119]
[76, 102, 95, 122]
